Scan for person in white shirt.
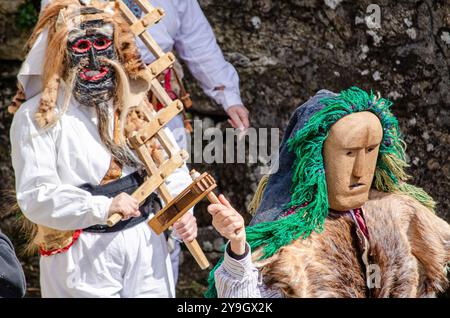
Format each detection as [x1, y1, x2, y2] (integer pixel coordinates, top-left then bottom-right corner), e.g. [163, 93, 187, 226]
[41, 0, 250, 148]
[39, 0, 250, 286]
[11, 0, 197, 297]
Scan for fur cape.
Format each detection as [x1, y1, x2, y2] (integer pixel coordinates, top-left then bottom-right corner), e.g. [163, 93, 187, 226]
[256, 190, 450, 298]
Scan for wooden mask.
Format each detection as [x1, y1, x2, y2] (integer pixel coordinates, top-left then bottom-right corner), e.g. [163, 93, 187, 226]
[323, 111, 383, 211]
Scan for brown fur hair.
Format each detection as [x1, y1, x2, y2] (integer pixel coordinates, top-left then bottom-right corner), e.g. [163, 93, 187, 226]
[25, 0, 147, 129]
[255, 215, 367, 297]
[7, 83, 26, 115]
[258, 191, 450, 298]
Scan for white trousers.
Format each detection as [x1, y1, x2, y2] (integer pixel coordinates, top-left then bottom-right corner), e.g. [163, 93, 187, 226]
[40, 222, 175, 298]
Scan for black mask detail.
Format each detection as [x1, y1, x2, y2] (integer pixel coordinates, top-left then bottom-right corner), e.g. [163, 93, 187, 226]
[68, 20, 116, 106]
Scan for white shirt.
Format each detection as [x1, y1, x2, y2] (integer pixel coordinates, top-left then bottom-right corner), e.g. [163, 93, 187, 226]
[38, 0, 243, 111]
[10, 90, 193, 231]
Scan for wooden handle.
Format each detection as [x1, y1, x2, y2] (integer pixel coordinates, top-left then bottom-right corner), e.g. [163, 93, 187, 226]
[207, 191, 220, 204]
[107, 213, 123, 227]
[184, 239, 210, 270]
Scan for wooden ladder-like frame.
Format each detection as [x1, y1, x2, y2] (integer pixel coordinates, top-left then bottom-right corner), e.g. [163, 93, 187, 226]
[107, 0, 221, 270]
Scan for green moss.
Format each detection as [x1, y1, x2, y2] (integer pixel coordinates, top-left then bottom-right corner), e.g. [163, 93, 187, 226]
[16, 1, 38, 30]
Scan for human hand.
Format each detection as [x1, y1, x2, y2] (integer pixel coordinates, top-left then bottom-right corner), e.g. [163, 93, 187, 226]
[108, 193, 140, 221]
[226, 105, 250, 131]
[173, 212, 198, 243]
[207, 194, 246, 255]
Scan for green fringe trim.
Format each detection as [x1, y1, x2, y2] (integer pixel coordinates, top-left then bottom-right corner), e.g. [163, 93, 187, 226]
[205, 86, 435, 297]
[397, 183, 436, 211]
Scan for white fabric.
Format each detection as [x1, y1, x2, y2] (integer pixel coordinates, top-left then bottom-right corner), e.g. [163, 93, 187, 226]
[17, 29, 47, 100]
[37, 0, 243, 110]
[214, 243, 282, 298]
[40, 222, 175, 297]
[10, 88, 193, 297]
[166, 113, 188, 150]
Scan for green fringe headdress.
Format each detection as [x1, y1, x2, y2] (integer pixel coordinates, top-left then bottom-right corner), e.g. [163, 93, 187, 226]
[205, 87, 435, 297]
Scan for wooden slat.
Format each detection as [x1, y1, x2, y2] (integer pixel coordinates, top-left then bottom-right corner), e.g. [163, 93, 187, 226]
[132, 174, 164, 204]
[117, 0, 165, 58]
[133, 150, 187, 202]
[133, 0, 156, 14]
[148, 174, 217, 235]
[156, 130, 179, 158]
[148, 52, 175, 77]
[139, 32, 166, 59]
[133, 143, 161, 177]
[133, 101, 183, 144]
[185, 240, 210, 270]
[115, 0, 209, 270]
[129, 8, 164, 36]
[150, 78, 173, 106]
[157, 183, 172, 205]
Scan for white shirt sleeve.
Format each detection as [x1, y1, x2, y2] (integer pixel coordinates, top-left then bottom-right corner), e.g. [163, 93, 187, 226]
[214, 243, 283, 298]
[10, 104, 112, 231]
[173, 0, 243, 111]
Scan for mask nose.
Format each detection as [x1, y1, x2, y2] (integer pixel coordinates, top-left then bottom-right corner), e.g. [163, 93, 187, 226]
[88, 46, 100, 70]
[352, 150, 365, 178]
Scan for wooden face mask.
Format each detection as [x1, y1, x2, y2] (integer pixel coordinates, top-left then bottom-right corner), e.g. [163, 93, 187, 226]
[323, 111, 383, 211]
[67, 16, 116, 106]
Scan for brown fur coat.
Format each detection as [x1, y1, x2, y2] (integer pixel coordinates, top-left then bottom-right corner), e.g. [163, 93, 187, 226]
[256, 190, 450, 298]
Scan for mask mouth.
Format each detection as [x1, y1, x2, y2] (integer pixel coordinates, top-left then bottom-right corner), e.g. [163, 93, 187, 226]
[349, 182, 365, 190]
[79, 66, 110, 82]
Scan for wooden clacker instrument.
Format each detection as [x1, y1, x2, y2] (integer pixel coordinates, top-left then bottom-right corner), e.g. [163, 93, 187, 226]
[107, 0, 221, 270]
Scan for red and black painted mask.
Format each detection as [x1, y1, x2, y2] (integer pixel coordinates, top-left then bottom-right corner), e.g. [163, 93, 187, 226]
[68, 16, 116, 106]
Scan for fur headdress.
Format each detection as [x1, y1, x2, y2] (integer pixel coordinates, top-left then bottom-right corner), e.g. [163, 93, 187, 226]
[22, 0, 147, 128]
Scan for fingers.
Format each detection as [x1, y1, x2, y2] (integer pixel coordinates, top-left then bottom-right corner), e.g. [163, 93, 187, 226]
[218, 194, 233, 209]
[213, 218, 244, 241]
[214, 209, 239, 225]
[207, 195, 233, 215]
[227, 106, 250, 130]
[176, 224, 197, 242]
[237, 107, 250, 129]
[207, 205, 236, 223]
[227, 119, 235, 128]
[209, 209, 245, 241]
[110, 193, 140, 221]
[227, 108, 243, 130]
[207, 204, 222, 216]
[173, 213, 198, 242]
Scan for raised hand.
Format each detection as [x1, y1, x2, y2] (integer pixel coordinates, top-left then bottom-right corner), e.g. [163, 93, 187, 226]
[207, 194, 246, 256]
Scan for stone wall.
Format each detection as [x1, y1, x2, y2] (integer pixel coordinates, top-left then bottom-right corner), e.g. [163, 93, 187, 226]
[188, 0, 450, 221]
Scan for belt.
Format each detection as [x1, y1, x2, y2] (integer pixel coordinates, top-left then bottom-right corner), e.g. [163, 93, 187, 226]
[79, 171, 161, 233]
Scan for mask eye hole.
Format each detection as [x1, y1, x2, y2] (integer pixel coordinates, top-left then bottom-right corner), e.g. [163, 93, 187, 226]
[346, 151, 353, 156]
[72, 39, 91, 53]
[93, 37, 112, 50]
[367, 147, 375, 153]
